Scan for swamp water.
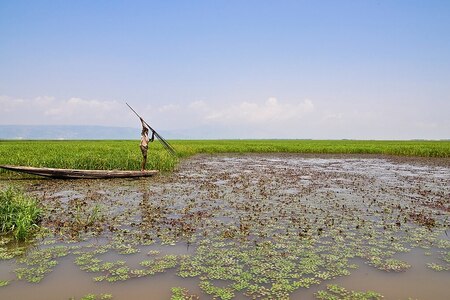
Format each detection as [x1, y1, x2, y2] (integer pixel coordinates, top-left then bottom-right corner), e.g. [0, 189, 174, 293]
[0, 154, 449, 299]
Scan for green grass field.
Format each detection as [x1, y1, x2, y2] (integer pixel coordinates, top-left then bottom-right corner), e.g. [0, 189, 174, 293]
[174, 139, 450, 157]
[0, 140, 449, 176]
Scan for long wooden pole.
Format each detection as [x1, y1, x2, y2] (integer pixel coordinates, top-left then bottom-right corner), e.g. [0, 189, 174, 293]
[126, 102, 176, 156]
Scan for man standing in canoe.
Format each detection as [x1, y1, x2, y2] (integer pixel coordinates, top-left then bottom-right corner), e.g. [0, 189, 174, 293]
[140, 118, 155, 171]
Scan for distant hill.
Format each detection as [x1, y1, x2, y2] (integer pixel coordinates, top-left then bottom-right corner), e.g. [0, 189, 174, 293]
[0, 125, 141, 140]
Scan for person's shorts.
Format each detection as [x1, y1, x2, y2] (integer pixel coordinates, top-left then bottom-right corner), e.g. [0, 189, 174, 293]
[140, 145, 148, 158]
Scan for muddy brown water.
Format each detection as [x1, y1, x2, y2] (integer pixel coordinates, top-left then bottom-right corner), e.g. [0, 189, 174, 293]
[0, 154, 449, 299]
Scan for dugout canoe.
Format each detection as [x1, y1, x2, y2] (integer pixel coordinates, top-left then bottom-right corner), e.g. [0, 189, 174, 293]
[0, 165, 158, 179]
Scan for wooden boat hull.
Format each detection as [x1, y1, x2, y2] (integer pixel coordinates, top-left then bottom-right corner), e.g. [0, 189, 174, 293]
[0, 165, 158, 179]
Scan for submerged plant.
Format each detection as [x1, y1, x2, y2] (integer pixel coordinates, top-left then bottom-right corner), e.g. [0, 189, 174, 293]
[0, 187, 42, 240]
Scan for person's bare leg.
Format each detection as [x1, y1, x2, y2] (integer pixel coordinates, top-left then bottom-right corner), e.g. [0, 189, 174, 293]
[141, 156, 147, 171]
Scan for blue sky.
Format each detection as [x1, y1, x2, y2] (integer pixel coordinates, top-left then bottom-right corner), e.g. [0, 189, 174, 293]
[1, 0, 449, 139]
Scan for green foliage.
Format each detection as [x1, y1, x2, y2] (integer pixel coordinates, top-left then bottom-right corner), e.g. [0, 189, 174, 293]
[316, 284, 383, 300]
[74, 203, 103, 229]
[15, 245, 70, 283]
[172, 139, 450, 158]
[0, 149, 449, 298]
[0, 187, 42, 240]
[199, 280, 235, 300]
[69, 294, 112, 300]
[0, 140, 449, 178]
[0, 280, 9, 287]
[171, 287, 199, 300]
[427, 263, 448, 271]
[0, 140, 178, 175]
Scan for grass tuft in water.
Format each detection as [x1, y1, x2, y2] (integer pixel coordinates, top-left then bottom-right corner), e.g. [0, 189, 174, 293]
[0, 187, 42, 240]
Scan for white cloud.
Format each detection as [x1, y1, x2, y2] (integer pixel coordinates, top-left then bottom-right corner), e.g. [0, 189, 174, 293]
[188, 100, 208, 111]
[158, 104, 180, 113]
[2, 95, 448, 139]
[321, 112, 343, 121]
[415, 121, 438, 130]
[191, 97, 314, 125]
[44, 98, 123, 123]
[0, 95, 26, 113]
[0, 95, 131, 126]
[1, 95, 317, 136]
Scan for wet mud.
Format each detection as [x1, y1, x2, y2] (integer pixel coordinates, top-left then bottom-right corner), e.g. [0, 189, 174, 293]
[0, 154, 449, 299]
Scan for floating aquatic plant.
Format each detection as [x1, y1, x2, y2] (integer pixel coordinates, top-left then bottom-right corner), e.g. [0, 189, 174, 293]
[427, 263, 448, 272]
[315, 284, 383, 300]
[0, 246, 25, 260]
[199, 280, 234, 300]
[0, 280, 9, 287]
[70, 294, 113, 300]
[15, 245, 71, 283]
[171, 287, 199, 300]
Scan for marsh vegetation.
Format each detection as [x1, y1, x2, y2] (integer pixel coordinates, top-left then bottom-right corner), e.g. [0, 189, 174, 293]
[0, 187, 41, 241]
[0, 140, 449, 178]
[0, 153, 449, 299]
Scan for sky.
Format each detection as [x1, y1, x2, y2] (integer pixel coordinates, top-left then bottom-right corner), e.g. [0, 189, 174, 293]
[1, 0, 449, 139]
